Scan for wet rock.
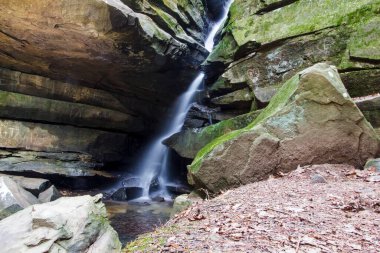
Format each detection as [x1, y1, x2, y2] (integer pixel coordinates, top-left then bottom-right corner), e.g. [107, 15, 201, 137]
[121, 177, 141, 188]
[149, 176, 161, 193]
[111, 187, 143, 201]
[111, 188, 128, 202]
[0, 194, 121, 253]
[0, 176, 39, 220]
[166, 185, 191, 195]
[126, 187, 143, 201]
[38, 185, 61, 203]
[152, 196, 165, 202]
[189, 64, 380, 193]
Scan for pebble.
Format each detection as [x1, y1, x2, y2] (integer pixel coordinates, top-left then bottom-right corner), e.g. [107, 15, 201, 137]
[310, 173, 327, 184]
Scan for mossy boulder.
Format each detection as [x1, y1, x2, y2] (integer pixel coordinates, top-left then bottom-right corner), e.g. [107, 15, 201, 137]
[164, 110, 262, 159]
[189, 63, 380, 193]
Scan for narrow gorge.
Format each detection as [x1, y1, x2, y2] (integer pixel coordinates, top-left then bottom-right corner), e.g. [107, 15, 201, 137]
[0, 0, 379, 252]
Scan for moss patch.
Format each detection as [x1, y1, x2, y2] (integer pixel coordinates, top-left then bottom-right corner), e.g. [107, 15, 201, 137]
[190, 74, 300, 173]
[123, 225, 178, 252]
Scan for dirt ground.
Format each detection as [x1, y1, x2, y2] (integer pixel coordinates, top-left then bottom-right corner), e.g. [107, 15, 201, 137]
[125, 164, 380, 253]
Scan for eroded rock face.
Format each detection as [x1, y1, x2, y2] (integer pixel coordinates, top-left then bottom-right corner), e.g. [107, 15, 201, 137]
[205, 0, 380, 107]
[0, 1, 209, 108]
[189, 64, 380, 193]
[0, 194, 121, 253]
[0, 0, 213, 177]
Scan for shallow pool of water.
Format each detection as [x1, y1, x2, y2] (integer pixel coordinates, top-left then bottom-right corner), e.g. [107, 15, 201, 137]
[105, 201, 173, 245]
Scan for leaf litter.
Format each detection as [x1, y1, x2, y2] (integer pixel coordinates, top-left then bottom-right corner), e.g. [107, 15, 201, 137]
[126, 164, 380, 252]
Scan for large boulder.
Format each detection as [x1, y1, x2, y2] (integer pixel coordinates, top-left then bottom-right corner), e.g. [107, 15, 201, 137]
[0, 194, 121, 253]
[0, 176, 39, 220]
[189, 63, 380, 193]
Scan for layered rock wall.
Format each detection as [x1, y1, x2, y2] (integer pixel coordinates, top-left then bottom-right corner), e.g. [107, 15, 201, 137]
[0, 0, 214, 178]
[167, 0, 380, 164]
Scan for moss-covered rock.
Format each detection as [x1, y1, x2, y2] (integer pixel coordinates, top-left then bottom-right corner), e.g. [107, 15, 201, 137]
[189, 63, 380, 193]
[164, 110, 262, 159]
[210, 0, 378, 63]
[205, 0, 380, 108]
[211, 88, 253, 109]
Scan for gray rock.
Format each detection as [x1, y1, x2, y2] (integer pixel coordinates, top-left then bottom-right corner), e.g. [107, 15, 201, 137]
[171, 193, 202, 217]
[0, 194, 121, 253]
[365, 158, 380, 172]
[0, 174, 51, 196]
[111, 188, 128, 201]
[38, 185, 61, 203]
[189, 64, 380, 193]
[310, 174, 327, 184]
[0, 176, 39, 220]
[356, 95, 380, 128]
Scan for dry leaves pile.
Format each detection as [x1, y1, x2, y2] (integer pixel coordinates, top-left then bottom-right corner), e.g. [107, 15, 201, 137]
[128, 164, 380, 252]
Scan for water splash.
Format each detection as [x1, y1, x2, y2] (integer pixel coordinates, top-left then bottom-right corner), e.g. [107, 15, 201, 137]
[135, 74, 204, 200]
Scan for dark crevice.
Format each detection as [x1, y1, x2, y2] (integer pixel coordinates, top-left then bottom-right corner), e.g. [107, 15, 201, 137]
[0, 29, 29, 45]
[339, 67, 380, 73]
[0, 115, 144, 136]
[256, 0, 299, 15]
[232, 25, 339, 62]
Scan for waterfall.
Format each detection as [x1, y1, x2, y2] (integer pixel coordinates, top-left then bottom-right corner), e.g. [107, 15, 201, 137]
[132, 0, 234, 201]
[205, 0, 234, 52]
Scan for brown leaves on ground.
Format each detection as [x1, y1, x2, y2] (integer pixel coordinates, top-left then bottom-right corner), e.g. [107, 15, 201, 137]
[128, 164, 380, 252]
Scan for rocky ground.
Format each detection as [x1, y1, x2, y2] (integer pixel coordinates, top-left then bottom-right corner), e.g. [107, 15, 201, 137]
[125, 164, 380, 252]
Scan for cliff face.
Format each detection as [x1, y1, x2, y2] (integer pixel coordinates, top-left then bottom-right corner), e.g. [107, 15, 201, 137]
[206, 0, 380, 104]
[164, 0, 380, 178]
[0, 0, 215, 179]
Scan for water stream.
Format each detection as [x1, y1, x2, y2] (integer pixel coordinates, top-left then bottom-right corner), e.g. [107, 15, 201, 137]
[127, 0, 234, 201]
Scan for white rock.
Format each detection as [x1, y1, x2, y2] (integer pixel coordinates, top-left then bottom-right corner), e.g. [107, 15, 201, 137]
[0, 176, 39, 219]
[0, 194, 121, 253]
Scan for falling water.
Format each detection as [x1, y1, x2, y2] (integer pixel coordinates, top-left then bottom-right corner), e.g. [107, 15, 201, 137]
[134, 74, 205, 200]
[205, 0, 234, 52]
[132, 0, 234, 200]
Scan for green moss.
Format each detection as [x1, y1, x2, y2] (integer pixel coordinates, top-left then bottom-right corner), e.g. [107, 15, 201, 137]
[124, 226, 178, 252]
[206, 32, 238, 64]
[209, 0, 378, 63]
[190, 74, 300, 173]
